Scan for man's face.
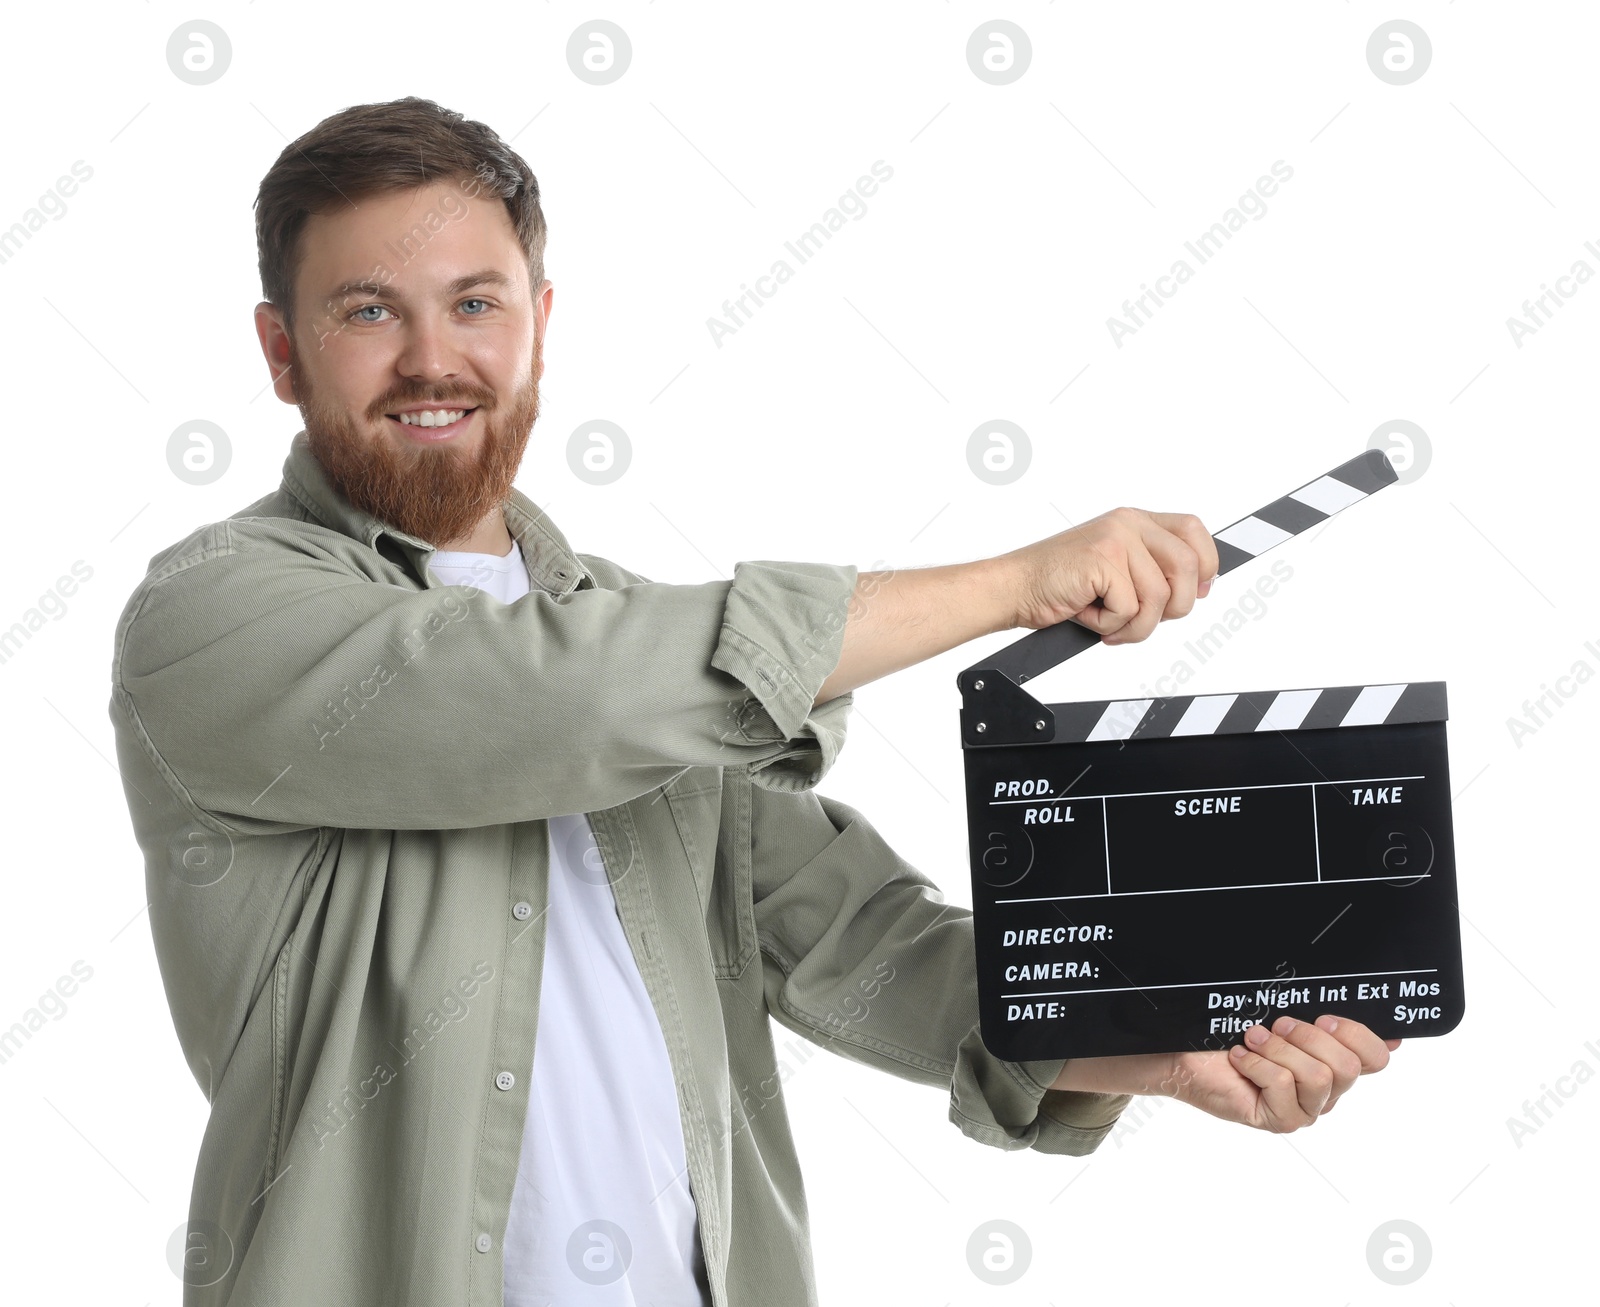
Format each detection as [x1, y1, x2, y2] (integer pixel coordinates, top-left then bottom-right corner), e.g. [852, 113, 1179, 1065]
[257, 181, 551, 548]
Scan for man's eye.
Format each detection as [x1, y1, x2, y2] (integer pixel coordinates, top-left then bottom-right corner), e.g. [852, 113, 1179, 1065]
[461, 298, 490, 315]
[352, 305, 389, 322]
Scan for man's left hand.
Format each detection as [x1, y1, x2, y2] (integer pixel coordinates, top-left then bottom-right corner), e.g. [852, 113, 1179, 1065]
[1163, 1014, 1400, 1132]
[1049, 1014, 1401, 1133]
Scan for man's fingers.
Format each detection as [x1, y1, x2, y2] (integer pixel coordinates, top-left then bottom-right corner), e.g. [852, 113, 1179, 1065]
[1148, 511, 1219, 588]
[1233, 1024, 1333, 1124]
[1137, 519, 1202, 620]
[1268, 1015, 1365, 1114]
[1313, 1014, 1397, 1074]
[1068, 546, 1140, 637]
[1101, 537, 1170, 645]
[1053, 508, 1215, 640]
[1227, 1041, 1312, 1130]
[1305, 1014, 1400, 1114]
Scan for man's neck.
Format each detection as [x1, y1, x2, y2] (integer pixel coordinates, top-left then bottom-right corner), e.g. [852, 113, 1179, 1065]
[434, 510, 515, 556]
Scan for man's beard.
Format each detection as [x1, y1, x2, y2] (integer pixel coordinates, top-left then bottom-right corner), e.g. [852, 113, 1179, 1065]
[291, 334, 541, 547]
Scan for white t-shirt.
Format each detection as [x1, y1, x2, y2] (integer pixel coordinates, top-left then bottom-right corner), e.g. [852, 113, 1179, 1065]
[427, 539, 710, 1305]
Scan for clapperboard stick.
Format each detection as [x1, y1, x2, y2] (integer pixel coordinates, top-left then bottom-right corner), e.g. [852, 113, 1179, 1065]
[957, 449, 1402, 741]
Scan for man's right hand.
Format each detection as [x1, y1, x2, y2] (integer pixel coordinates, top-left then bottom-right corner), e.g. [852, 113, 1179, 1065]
[1000, 506, 1221, 646]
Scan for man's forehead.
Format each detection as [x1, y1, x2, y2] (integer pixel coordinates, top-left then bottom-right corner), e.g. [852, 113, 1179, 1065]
[298, 185, 523, 302]
[321, 266, 522, 304]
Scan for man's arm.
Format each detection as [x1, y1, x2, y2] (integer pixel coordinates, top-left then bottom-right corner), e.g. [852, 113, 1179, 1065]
[814, 506, 1220, 705]
[812, 558, 1016, 706]
[110, 517, 859, 835]
[747, 773, 1131, 1156]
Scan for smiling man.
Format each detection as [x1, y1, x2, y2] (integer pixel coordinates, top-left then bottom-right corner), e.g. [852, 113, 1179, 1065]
[274, 185, 542, 557]
[109, 97, 1398, 1307]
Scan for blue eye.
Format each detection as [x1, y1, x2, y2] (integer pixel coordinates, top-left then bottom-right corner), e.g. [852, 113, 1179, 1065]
[347, 299, 492, 323]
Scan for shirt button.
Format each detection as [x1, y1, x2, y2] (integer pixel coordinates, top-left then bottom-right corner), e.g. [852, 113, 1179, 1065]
[512, 901, 533, 921]
[495, 1071, 516, 1091]
[475, 1232, 492, 1254]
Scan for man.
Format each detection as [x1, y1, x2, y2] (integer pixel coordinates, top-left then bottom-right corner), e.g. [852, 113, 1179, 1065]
[109, 97, 1399, 1307]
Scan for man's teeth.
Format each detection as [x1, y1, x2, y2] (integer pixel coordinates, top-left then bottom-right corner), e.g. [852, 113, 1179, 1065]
[397, 408, 469, 427]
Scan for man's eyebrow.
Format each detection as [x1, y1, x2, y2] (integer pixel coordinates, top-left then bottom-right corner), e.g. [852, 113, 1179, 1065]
[323, 269, 516, 303]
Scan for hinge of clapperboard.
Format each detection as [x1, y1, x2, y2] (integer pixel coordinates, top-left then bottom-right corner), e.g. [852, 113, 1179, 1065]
[957, 449, 1401, 748]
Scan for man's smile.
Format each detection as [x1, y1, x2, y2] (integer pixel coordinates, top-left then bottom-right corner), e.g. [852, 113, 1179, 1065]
[383, 405, 480, 441]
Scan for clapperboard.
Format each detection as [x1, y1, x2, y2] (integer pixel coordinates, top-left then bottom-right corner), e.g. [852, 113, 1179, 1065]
[958, 451, 1465, 1061]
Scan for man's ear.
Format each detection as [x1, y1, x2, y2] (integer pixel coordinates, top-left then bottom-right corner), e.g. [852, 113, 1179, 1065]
[534, 280, 554, 381]
[254, 302, 299, 404]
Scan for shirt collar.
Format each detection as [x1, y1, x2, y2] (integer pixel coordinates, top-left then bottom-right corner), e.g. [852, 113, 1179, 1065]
[278, 428, 592, 595]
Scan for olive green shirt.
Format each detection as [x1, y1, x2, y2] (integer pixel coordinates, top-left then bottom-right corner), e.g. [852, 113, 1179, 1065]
[108, 430, 1130, 1306]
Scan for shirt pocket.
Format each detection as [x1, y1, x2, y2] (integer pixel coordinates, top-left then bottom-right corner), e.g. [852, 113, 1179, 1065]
[663, 766, 754, 979]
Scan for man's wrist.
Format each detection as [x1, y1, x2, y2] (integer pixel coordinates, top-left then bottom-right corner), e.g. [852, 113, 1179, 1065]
[967, 553, 1023, 637]
[1049, 1051, 1182, 1097]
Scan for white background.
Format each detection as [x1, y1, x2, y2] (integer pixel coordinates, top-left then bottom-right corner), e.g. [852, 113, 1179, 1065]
[0, 2, 1592, 1303]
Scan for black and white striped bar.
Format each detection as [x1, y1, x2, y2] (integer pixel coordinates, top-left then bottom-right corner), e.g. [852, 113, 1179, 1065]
[1211, 448, 1398, 577]
[1050, 680, 1448, 745]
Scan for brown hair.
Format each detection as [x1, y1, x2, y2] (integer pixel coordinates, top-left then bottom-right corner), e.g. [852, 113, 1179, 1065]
[253, 96, 546, 337]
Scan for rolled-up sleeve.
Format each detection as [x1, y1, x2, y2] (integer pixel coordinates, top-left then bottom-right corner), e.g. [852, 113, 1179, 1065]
[710, 560, 857, 794]
[951, 1040, 1131, 1154]
[748, 778, 1131, 1157]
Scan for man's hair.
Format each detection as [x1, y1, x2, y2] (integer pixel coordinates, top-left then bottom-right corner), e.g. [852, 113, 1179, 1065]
[253, 96, 547, 336]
